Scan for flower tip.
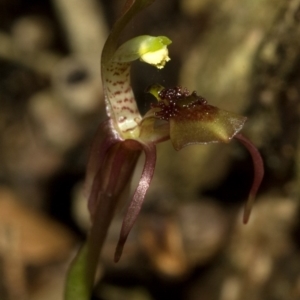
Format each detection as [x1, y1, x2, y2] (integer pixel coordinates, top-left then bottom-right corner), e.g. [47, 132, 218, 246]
[234, 133, 264, 225]
[114, 252, 121, 263]
[114, 239, 126, 263]
[243, 195, 254, 224]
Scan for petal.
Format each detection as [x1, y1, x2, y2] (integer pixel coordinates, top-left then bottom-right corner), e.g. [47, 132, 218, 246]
[88, 141, 140, 219]
[170, 105, 247, 150]
[66, 142, 140, 300]
[114, 143, 157, 262]
[235, 133, 264, 224]
[85, 120, 121, 214]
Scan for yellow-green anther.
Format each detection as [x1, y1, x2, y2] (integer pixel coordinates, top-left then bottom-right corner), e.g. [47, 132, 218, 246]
[140, 46, 170, 68]
[112, 35, 171, 68]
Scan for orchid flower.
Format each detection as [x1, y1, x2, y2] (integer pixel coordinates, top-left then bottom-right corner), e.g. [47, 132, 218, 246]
[65, 0, 264, 299]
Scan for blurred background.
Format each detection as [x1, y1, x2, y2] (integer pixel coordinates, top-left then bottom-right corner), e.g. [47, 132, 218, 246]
[0, 0, 300, 299]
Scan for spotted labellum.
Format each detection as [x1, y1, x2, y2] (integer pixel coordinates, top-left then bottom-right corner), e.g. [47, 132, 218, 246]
[65, 0, 264, 299]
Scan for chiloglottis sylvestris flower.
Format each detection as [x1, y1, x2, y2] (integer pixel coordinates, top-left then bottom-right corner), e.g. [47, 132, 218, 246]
[64, 0, 264, 299]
